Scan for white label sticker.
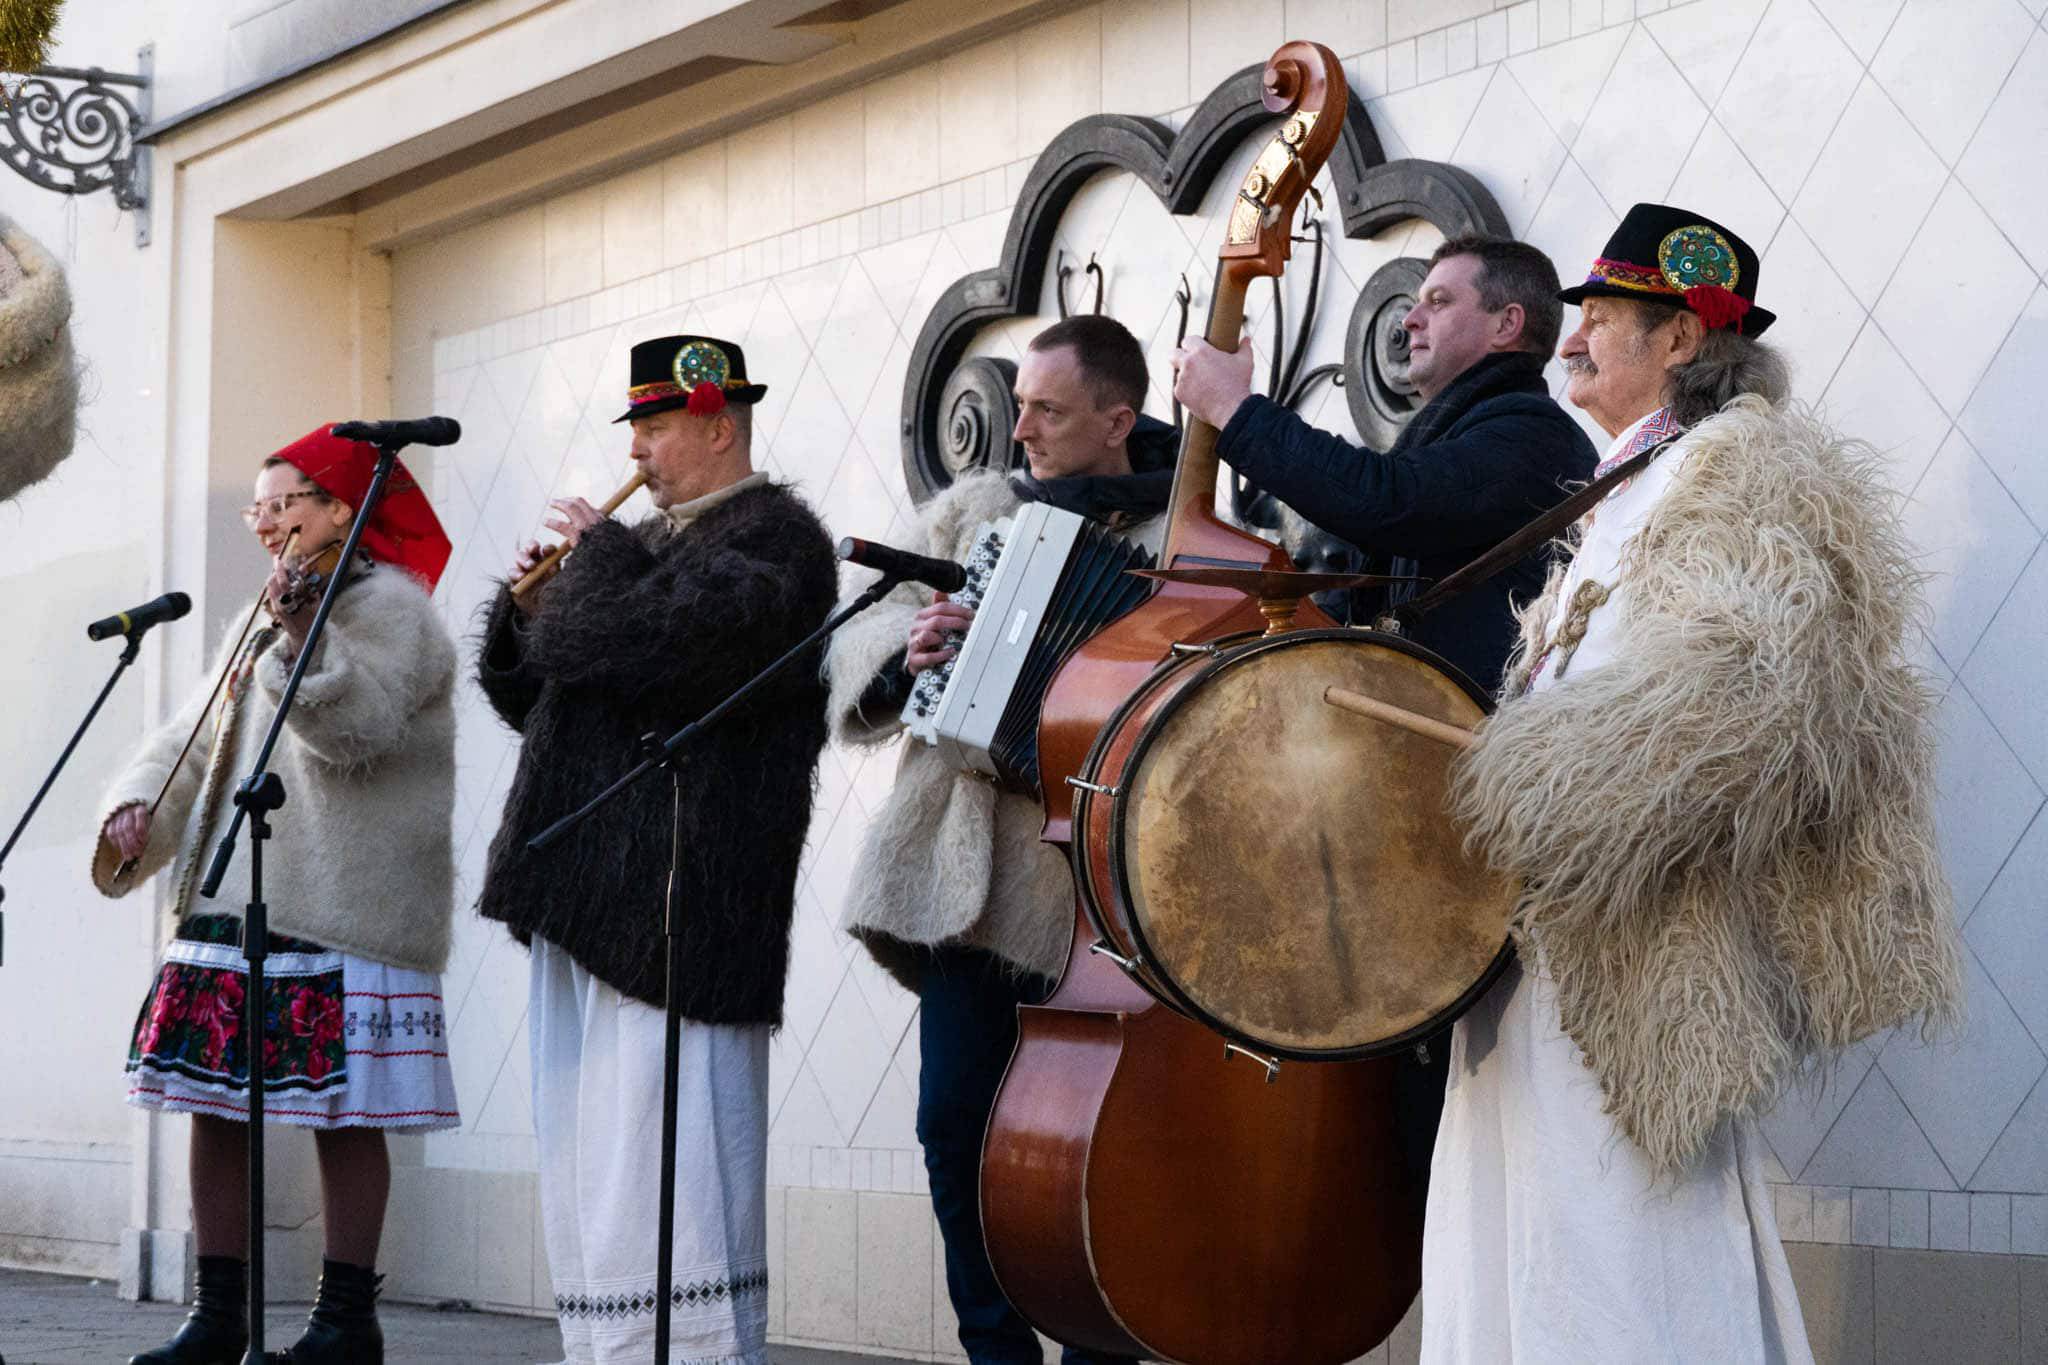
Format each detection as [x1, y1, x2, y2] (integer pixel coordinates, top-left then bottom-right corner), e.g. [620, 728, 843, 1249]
[1006, 608, 1030, 645]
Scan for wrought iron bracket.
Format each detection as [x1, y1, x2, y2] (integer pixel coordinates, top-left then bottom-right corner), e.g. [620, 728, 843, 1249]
[1, 46, 153, 246]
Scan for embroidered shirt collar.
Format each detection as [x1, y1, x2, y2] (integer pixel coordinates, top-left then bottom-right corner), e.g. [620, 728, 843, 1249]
[660, 470, 769, 533]
[1596, 406, 1678, 478]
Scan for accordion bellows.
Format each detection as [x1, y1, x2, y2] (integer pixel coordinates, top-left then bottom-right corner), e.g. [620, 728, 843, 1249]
[905, 502, 1152, 796]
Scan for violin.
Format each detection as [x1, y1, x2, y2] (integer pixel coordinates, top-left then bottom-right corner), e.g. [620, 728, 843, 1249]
[271, 539, 347, 620]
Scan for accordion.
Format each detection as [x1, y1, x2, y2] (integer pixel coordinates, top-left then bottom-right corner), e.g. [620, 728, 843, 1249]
[904, 502, 1153, 796]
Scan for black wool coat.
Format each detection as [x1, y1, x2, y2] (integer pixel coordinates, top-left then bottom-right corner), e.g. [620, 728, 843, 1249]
[1218, 374, 1597, 696]
[475, 480, 837, 1021]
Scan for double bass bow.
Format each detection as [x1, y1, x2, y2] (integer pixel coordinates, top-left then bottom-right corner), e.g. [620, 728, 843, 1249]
[979, 42, 1423, 1364]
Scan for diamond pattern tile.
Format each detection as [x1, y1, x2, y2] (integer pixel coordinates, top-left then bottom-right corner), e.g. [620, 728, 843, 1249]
[1870, 0, 2035, 164]
[1792, 78, 1949, 309]
[1801, 1066, 1958, 1189]
[1665, 118, 1786, 253]
[1879, 950, 2047, 1184]
[1715, 0, 1865, 199]
[1931, 676, 2046, 916]
[1958, 31, 2048, 275]
[1959, 284, 2048, 530]
[1876, 180, 2037, 417]
[1821, 322, 1953, 494]
[1572, 25, 1708, 212]
[1761, 1041, 1880, 1178]
[1452, 67, 1569, 232]
[1959, 551, 2048, 792]
[1903, 427, 2039, 669]
[1501, 23, 1630, 146]
[1641, 0, 1772, 108]
[1971, 1074, 2048, 1193]
[1965, 811, 2048, 1052]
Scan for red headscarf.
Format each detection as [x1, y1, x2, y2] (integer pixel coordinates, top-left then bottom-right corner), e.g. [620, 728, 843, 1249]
[271, 426, 452, 592]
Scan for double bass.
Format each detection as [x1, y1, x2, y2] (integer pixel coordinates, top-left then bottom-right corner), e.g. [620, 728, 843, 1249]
[980, 42, 1424, 1365]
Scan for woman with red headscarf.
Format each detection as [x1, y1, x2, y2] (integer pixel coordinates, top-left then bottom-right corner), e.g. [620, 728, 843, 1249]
[92, 427, 459, 1365]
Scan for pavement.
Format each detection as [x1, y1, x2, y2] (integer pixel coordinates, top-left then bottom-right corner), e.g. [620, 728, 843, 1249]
[0, 1268, 918, 1365]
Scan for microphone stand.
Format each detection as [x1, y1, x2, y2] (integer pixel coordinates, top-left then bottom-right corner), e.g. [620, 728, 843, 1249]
[524, 572, 904, 1363]
[195, 441, 406, 1364]
[0, 630, 146, 967]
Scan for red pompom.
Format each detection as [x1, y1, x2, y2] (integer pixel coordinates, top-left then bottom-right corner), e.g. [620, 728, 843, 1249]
[1684, 284, 1752, 333]
[686, 383, 728, 417]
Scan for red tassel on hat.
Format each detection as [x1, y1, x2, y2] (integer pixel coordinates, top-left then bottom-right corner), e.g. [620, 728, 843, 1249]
[687, 382, 728, 417]
[1685, 284, 1752, 333]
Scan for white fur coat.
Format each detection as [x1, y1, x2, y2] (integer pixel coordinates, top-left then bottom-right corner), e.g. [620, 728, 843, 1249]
[0, 214, 78, 502]
[1457, 397, 1963, 1173]
[826, 472, 1079, 988]
[94, 564, 458, 972]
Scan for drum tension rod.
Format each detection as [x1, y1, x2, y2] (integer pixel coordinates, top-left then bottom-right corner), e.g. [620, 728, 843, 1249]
[1169, 641, 1222, 658]
[1065, 776, 1119, 798]
[1223, 1043, 1283, 1083]
[1088, 939, 1140, 974]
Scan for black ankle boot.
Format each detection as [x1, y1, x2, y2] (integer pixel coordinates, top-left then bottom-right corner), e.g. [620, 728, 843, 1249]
[130, 1254, 248, 1365]
[273, 1258, 383, 1365]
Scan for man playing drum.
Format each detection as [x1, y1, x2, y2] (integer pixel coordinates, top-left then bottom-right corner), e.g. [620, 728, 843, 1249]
[1428, 204, 1962, 1361]
[1172, 233, 1598, 1190]
[826, 315, 1169, 1365]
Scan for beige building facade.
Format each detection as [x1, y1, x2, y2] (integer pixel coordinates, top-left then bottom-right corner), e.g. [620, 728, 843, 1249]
[2, 0, 2045, 1360]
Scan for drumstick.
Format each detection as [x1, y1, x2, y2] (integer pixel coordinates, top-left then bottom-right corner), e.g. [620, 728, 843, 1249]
[511, 471, 648, 596]
[1322, 686, 1475, 751]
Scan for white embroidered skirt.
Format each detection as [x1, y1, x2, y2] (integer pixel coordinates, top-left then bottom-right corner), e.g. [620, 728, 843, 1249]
[530, 935, 769, 1365]
[124, 913, 460, 1131]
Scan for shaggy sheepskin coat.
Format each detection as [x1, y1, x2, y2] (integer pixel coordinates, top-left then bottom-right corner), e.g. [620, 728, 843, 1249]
[827, 470, 1165, 989]
[476, 478, 836, 1021]
[1455, 396, 1963, 1174]
[0, 214, 79, 502]
[95, 563, 458, 972]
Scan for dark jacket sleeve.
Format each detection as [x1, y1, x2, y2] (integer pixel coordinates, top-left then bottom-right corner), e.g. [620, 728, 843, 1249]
[519, 503, 828, 712]
[1217, 394, 1589, 558]
[477, 590, 545, 733]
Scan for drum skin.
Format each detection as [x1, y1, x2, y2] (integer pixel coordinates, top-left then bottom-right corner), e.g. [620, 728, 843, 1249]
[1075, 630, 1515, 1059]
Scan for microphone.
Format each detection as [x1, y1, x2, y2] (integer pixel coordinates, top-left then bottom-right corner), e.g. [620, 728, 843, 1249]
[836, 537, 967, 594]
[87, 591, 191, 642]
[329, 416, 462, 448]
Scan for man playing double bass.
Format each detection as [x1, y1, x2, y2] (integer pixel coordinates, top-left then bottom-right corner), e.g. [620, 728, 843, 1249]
[475, 334, 837, 1365]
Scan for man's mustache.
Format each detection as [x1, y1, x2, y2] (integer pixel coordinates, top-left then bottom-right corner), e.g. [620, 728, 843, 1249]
[1562, 356, 1597, 376]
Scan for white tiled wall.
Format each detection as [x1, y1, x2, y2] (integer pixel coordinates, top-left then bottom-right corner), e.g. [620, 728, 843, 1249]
[385, 0, 2048, 1352]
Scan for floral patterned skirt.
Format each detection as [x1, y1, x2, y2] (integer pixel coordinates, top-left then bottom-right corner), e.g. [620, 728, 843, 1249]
[124, 914, 460, 1131]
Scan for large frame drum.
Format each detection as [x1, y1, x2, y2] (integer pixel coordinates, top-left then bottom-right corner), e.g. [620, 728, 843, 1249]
[1070, 628, 1515, 1060]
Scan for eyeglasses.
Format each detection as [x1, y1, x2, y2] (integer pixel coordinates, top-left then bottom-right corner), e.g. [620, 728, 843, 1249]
[240, 490, 328, 527]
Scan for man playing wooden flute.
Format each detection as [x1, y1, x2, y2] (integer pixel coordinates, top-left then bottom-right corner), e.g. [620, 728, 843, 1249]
[475, 334, 836, 1365]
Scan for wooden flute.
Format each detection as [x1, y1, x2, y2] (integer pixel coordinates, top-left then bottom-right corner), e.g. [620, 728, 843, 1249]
[510, 470, 647, 596]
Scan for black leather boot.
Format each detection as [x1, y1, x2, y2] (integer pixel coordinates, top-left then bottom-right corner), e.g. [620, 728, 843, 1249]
[130, 1254, 248, 1365]
[272, 1258, 383, 1365]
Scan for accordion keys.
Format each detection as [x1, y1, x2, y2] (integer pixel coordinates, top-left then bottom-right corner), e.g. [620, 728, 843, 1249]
[902, 502, 1152, 796]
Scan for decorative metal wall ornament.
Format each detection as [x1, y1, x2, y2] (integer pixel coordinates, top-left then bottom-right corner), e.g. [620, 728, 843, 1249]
[899, 59, 1506, 502]
[0, 49, 152, 245]
[937, 356, 1023, 482]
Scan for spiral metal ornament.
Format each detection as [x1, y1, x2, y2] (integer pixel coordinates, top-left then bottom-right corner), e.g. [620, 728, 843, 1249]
[1343, 257, 1427, 450]
[0, 60, 149, 219]
[915, 356, 1020, 501]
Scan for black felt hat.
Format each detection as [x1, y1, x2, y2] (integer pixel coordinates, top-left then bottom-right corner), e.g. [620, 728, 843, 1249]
[1558, 202, 1776, 337]
[612, 334, 768, 423]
